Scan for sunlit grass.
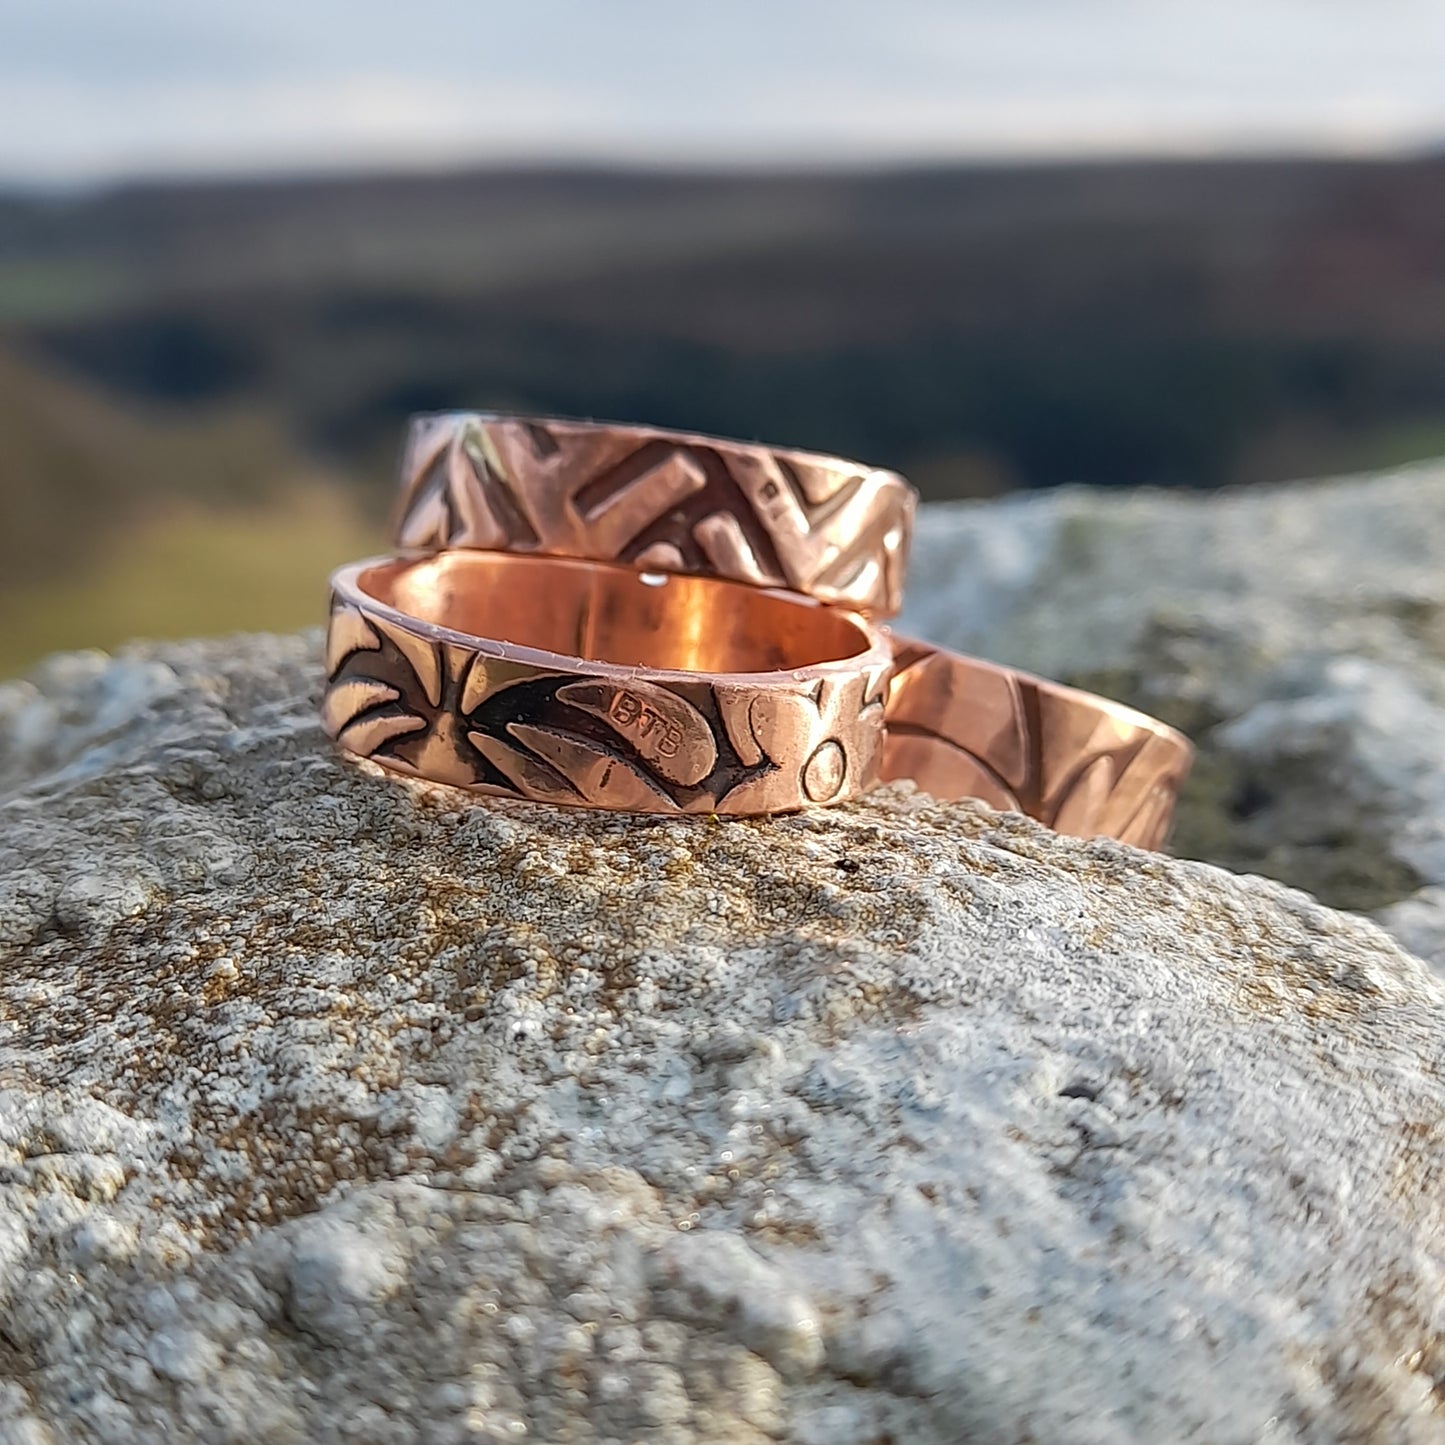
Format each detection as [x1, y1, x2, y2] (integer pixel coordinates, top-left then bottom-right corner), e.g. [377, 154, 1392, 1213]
[0, 260, 135, 323]
[0, 486, 384, 679]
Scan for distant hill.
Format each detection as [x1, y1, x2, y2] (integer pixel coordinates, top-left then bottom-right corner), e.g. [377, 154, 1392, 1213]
[0, 345, 340, 584]
[2, 156, 1445, 504]
[0, 345, 380, 675]
[3, 156, 1445, 674]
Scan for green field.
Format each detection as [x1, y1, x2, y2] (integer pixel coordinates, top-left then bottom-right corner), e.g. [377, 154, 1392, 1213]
[4, 157, 1445, 673]
[0, 487, 381, 678]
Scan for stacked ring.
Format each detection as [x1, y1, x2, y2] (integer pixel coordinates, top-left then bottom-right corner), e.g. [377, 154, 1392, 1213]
[392, 411, 915, 615]
[320, 411, 1194, 844]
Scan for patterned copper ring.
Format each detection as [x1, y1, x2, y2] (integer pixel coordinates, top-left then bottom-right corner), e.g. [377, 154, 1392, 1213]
[323, 552, 894, 815]
[883, 638, 1193, 849]
[391, 412, 916, 616]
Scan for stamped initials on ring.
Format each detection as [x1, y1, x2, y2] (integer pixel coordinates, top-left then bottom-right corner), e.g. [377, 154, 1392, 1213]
[609, 690, 684, 758]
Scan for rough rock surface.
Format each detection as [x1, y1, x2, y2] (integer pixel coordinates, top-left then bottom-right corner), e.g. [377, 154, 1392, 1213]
[901, 460, 1445, 968]
[2, 607, 1445, 1442]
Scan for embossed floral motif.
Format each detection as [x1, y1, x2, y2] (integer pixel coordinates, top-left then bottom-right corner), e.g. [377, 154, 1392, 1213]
[322, 605, 489, 789]
[323, 597, 889, 814]
[710, 665, 891, 814]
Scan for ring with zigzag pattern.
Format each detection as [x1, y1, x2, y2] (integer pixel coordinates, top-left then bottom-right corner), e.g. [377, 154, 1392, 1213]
[390, 411, 916, 617]
[883, 638, 1193, 849]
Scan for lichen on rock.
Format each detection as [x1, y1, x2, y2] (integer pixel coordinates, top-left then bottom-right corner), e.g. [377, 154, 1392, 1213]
[1, 610, 1444, 1441]
[902, 460, 1445, 963]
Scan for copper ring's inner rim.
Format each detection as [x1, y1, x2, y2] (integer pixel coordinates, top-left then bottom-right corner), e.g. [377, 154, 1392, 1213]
[357, 552, 876, 674]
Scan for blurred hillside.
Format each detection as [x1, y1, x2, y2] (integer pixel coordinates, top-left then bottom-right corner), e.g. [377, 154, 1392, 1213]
[0, 345, 378, 674]
[2, 156, 1445, 672]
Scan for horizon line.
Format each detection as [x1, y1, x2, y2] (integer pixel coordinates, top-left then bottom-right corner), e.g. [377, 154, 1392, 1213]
[5, 136, 1445, 197]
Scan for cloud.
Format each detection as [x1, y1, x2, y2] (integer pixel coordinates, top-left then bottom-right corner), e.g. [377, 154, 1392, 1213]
[2, 0, 1443, 183]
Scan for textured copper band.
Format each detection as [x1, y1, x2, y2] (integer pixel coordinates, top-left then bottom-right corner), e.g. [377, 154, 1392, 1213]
[391, 412, 916, 616]
[323, 553, 894, 815]
[883, 638, 1193, 849]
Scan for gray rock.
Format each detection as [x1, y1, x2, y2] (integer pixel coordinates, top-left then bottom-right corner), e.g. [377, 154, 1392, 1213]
[1, 603, 1444, 1442]
[901, 461, 1445, 963]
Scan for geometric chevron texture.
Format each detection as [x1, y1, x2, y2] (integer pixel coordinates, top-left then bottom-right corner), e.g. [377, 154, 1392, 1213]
[391, 412, 915, 616]
[883, 639, 1192, 849]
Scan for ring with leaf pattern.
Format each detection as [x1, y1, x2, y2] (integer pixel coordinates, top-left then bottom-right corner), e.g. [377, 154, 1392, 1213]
[323, 552, 894, 815]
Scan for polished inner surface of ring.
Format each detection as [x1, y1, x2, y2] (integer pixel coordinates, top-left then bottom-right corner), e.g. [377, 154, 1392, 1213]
[365, 551, 875, 674]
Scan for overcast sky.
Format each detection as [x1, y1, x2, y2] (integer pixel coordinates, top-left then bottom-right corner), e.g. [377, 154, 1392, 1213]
[3, 0, 1444, 184]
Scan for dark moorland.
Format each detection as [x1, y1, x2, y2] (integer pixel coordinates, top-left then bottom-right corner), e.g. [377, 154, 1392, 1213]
[1, 156, 1443, 665]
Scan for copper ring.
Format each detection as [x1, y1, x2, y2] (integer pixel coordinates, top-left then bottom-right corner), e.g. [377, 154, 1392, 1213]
[883, 637, 1193, 849]
[322, 552, 894, 815]
[390, 412, 916, 616]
